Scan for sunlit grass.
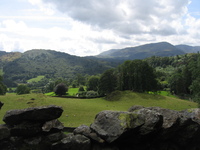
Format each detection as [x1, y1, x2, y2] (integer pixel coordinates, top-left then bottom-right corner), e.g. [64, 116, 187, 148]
[0, 91, 198, 127]
[27, 75, 45, 83]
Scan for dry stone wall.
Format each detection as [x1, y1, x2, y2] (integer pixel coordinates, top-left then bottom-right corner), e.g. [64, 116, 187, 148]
[1, 105, 200, 150]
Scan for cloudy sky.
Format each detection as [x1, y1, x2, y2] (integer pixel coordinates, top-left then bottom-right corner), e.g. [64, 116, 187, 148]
[0, 0, 200, 56]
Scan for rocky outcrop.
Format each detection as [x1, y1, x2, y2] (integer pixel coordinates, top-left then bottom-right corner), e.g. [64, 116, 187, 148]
[0, 105, 65, 150]
[1, 105, 200, 150]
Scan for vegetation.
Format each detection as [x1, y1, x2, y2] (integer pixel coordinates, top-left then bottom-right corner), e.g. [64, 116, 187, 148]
[27, 75, 45, 83]
[0, 92, 198, 127]
[54, 83, 68, 96]
[0, 75, 7, 95]
[16, 85, 30, 95]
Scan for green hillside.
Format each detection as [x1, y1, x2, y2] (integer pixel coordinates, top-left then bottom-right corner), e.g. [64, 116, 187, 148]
[98, 42, 185, 59]
[2, 49, 113, 84]
[0, 91, 197, 127]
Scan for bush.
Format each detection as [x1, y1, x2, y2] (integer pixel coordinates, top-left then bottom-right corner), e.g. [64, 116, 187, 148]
[78, 86, 85, 92]
[106, 90, 122, 101]
[0, 83, 7, 95]
[54, 83, 68, 96]
[86, 91, 99, 98]
[16, 85, 30, 95]
[76, 91, 87, 97]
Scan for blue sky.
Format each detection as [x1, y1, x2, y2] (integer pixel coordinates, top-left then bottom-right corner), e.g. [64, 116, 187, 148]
[0, 0, 200, 56]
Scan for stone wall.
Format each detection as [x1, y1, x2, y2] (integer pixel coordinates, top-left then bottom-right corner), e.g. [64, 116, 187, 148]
[1, 105, 200, 150]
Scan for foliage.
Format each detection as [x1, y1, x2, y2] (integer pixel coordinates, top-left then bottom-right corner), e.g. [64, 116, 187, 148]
[16, 85, 30, 95]
[78, 86, 85, 92]
[0, 83, 7, 95]
[2, 50, 113, 87]
[54, 83, 68, 96]
[0, 75, 7, 95]
[86, 76, 99, 91]
[98, 69, 117, 96]
[117, 60, 159, 92]
[86, 91, 99, 98]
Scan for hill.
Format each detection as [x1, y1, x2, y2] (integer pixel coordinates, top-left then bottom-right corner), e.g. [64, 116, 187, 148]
[2, 49, 114, 85]
[97, 42, 185, 59]
[175, 44, 200, 53]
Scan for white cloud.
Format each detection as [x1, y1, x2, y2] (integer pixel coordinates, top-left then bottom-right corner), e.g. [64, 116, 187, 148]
[0, 0, 200, 56]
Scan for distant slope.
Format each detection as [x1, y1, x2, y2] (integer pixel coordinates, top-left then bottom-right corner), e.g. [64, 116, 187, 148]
[175, 45, 200, 53]
[97, 42, 185, 60]
[0, 52, 22, 68]
[3, 49, 113, 82]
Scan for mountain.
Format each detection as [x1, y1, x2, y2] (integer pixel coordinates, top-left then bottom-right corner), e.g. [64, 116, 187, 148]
[97, 42, 185, 59]
[2, 49, 114, 84]
[175, 45, 200, 53]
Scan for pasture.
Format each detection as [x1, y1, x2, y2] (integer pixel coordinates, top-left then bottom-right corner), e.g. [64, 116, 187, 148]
[0, 91, 198, 127]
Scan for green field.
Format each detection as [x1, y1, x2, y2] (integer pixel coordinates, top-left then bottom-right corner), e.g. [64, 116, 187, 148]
[0, 91, 198, 127]
[27, 76, 45, 83]
[45, 88, 79, 96]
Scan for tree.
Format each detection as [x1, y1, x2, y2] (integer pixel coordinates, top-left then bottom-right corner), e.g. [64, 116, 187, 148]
[86, 76, 99, 91]
[0, 75, 7, 95]
[117, 60, 159, 92]
[54, 83, 68, 96]
[98, 69, 117, 95]
[16, 85, 30, 95]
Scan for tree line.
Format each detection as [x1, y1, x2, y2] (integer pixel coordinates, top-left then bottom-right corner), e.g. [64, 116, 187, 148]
[1, 53, 200, 105]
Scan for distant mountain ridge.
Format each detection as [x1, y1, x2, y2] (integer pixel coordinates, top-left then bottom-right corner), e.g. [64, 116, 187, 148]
[1, 49, 114, 85]
[97, 42, 188, 59]
[0, 42, 200, 86]
[175, 45, 200, 53]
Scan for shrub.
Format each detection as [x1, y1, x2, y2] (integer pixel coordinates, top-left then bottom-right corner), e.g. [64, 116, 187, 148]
[86, 91, 99, 98]
[78, 86, 85, 92]
[106, 90, 122, 101]
[16, 85, 30, 95]
[54, 83, 68, 96]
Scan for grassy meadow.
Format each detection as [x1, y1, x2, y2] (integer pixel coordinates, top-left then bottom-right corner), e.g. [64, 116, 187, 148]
[27, 75, 45, 83]
[0, 91, 198, 127]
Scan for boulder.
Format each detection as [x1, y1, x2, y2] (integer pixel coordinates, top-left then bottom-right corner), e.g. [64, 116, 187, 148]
[74, 125, 104, 143]
[3, 105, 63, 125]
[10, 121, 43, 137]
[0, 124, 10, 140]
[42, 119, 64, 132]
[133, 108, 163, 135]
[52, 133, 91, 150]
[90, 110, 145, 143]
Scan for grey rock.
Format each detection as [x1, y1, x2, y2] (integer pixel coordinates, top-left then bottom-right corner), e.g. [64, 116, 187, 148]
[0, 124, 10, 140]
[52, 133, 91, 150]
[74, 125, 104, 143]
[128, 105, 145, 112]
[90, 110, 145, 143]
[10, 121, 43, 137]
[42, 119, 64, 132]
[133, 108, 163, 135]
[3, 105, 63, 125]
[147, 107, 180, 129]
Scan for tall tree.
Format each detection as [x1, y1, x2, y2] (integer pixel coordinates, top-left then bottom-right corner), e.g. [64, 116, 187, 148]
[0, 75, 7, 95]
[117, 60, 158, 92]
[98, 69, 117, 95]
[86, 76, 99, 91]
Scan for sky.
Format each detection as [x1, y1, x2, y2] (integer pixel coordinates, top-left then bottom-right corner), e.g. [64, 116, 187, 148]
[0, 0, 200, 56]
